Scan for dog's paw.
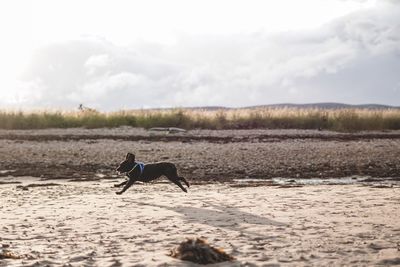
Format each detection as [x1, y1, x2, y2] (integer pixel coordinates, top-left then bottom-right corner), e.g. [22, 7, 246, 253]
[116, 191, 122, 195]
[113, 184, 120, 188]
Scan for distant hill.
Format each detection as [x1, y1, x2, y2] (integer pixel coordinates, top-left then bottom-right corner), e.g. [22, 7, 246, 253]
[243, 103, 400, 110]
[182, 106, 229, 111]
[129, 103, 399, 112]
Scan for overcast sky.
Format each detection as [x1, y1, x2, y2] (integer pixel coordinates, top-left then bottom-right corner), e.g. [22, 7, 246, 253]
[0, 0, 399, 110]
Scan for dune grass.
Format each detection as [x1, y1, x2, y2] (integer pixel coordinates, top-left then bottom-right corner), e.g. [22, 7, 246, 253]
[0, 108, 400, 132]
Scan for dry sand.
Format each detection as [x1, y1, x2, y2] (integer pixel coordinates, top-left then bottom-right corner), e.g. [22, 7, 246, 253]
[1, 178, 399, 266]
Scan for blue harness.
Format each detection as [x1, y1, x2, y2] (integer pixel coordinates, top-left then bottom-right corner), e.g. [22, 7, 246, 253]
[133, 162, 145, 176]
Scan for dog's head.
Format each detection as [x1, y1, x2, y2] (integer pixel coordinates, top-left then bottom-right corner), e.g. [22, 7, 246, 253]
[116, 152, 136, 174]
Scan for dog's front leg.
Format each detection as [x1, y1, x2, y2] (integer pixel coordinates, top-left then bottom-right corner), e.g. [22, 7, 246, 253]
[116, 173, 138, 195]
[114, 180, 128, 188]
[116, 177, 136, 195]
[116, 166, 141, 195]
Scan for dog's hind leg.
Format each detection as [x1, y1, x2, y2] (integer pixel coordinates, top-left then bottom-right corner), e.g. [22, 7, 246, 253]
[173, 180, 188, 193]
[164, 165, 188, 192]
[179, 176, 190, 188]
[116, 178, 136, 195]
[114, 180, 128, 188]
[167, 176, 187, 193]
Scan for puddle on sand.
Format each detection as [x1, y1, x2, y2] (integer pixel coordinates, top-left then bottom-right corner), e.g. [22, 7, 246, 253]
[0, 170, 16, 175]
[233, 176, 400, 186]
[274, 177, 369, 185]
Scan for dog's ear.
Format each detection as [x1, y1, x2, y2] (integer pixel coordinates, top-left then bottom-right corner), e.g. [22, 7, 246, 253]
[125, 153, 135, 162]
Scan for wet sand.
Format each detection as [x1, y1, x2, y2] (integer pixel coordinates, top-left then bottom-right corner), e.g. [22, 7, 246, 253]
[1, 178, 399, 266]
[1, 128, 400, 181]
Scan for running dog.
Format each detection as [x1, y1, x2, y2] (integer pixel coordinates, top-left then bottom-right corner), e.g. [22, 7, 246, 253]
[114, 153, 190, 195]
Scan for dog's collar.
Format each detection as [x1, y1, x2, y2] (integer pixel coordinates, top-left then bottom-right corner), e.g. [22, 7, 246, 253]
[133, 162, 145, 175]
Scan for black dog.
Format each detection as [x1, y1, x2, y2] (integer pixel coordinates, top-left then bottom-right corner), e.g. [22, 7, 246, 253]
[114, 153, 190, 195]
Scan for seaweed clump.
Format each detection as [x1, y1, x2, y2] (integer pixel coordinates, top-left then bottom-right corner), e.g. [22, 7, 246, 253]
[0, 249, 21, 259]
[169, 238, 234, 264]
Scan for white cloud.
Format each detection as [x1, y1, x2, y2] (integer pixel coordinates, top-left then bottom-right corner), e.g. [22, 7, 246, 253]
[4, 79, 46, 106]
[84, 54, 111, 76]
[2, 0, 400, 110]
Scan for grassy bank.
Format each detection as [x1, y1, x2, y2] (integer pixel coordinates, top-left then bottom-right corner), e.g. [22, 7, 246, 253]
[1, 108, 400, 131]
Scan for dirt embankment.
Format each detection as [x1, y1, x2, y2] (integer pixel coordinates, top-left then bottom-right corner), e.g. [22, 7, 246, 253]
[0, 128, 400, 181]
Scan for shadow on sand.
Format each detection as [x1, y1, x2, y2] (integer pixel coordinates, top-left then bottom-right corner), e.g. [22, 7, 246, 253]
[130, 200, 288, 237]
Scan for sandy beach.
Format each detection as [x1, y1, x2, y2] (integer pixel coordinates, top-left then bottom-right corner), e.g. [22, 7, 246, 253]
[1, 128, 400, 266]
[1, 178, 399, 266]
